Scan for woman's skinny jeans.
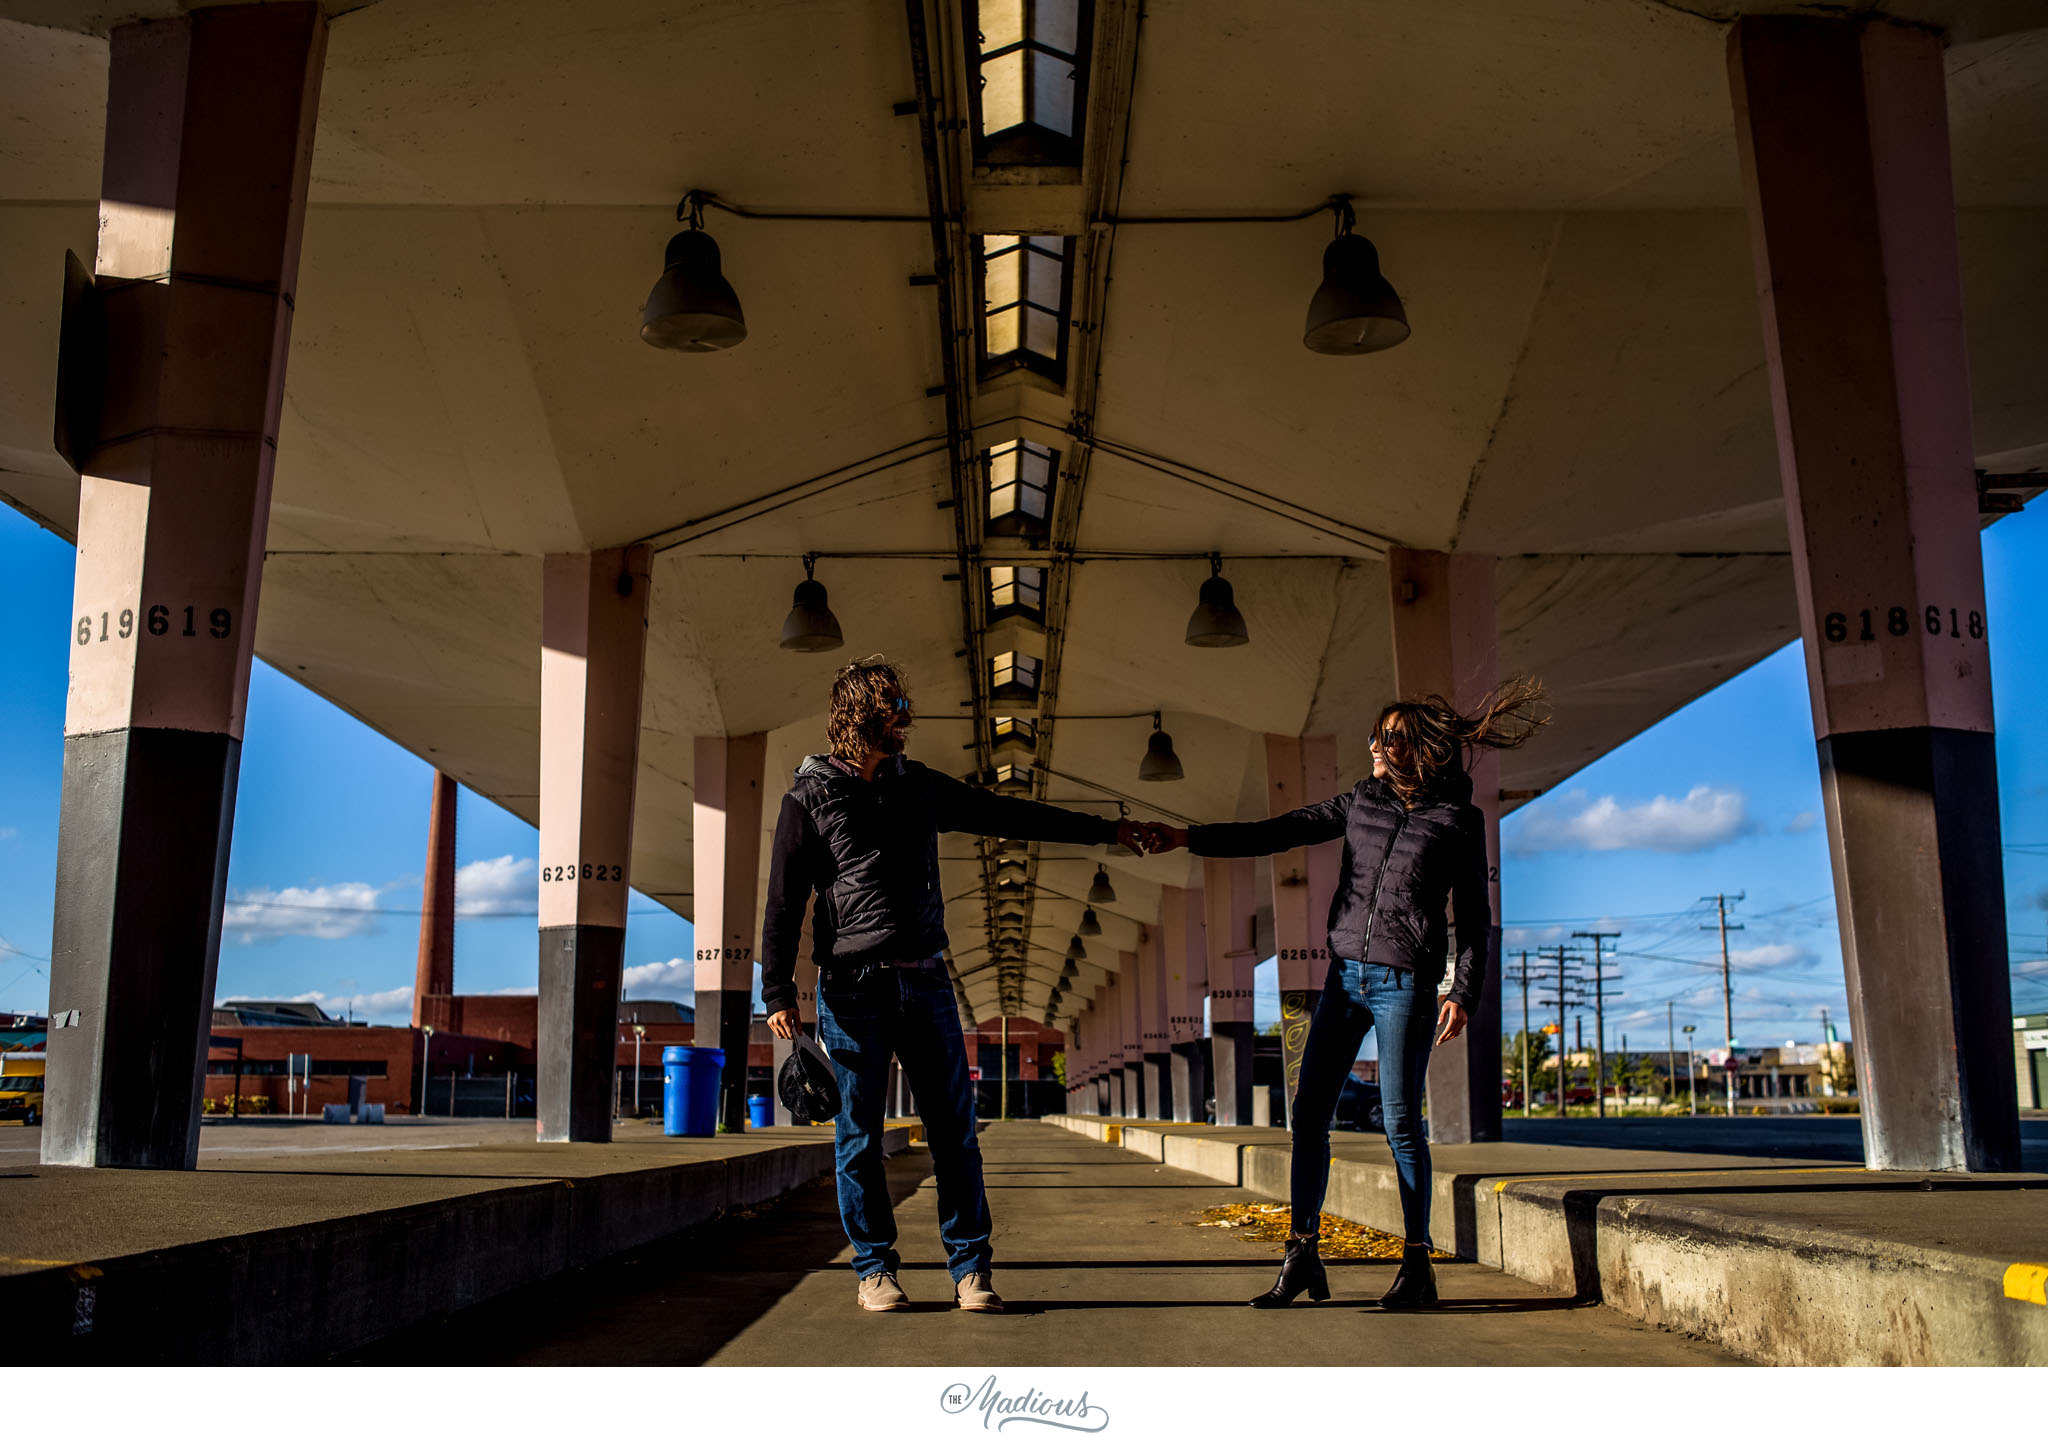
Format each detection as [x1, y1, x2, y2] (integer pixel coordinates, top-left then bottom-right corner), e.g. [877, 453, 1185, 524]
[1289, 957, 1438, 1243]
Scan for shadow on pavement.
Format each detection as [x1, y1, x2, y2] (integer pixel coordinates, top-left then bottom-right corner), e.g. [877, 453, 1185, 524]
[336, 1155, 930, 1364]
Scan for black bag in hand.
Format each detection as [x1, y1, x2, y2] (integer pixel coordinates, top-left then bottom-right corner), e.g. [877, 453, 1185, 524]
[777, 1030, 841, 1124]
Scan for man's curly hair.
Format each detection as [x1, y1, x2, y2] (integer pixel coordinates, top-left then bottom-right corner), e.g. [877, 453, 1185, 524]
[828, 657, 910, 761]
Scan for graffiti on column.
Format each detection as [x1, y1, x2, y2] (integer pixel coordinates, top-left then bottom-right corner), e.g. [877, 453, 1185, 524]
[1280, 986, 1315, 1119]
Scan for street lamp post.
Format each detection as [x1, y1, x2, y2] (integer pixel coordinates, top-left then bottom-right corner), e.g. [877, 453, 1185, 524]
[419, 1025, 434, 1116]
[1682, 1025, 1697, 1116]
[633, 1024, 646, 1117]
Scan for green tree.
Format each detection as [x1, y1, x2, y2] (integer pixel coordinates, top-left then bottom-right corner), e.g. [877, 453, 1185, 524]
[1610, 1050, 1657, 1098]
[1051, 1050, 1066, 1085]
[1502, 1029, 1551, 1101]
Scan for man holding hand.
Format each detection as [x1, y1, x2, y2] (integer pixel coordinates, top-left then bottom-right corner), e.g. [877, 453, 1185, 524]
[761, 658, 1158, 1313]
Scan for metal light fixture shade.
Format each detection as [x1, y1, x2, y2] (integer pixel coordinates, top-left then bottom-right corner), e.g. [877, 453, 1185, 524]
[1066, 936, 1086, 961]
[642, 229, 747, 352]
[1077, 907, 1102, 937]
[1087, 865, 1116, 906]
[778, 577, 843, 652]
[1303, 233, 1409, 355]
[1185, 573, 1250, 647]
[1139, 728, 1184, 783]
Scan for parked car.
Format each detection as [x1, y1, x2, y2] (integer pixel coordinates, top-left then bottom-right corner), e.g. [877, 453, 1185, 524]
[1333, 1074, 1383, 1132]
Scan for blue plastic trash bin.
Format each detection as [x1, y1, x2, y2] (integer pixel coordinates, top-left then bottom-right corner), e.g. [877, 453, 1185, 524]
[747, 1093, 774, 1128]
[663, 1045, 724, 1137]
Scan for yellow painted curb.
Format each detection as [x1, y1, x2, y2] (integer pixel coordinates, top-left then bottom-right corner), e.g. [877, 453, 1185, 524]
[2003, 1262, 2048, 1305]
[1103, 1123, 1123, 1146]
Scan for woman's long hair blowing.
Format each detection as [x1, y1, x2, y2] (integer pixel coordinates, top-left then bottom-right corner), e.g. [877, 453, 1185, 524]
[1374, 676, 1548, 804]
[827, 656, 909, 761]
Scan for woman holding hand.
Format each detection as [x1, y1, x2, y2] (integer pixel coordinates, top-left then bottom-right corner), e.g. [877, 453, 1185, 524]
[1152, 680, 1544, 1309]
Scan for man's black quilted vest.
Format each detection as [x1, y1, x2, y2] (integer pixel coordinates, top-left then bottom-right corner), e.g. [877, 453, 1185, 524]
[787, 754, 949, 963]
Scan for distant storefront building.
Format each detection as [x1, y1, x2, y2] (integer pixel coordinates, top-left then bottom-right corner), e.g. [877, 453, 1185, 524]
[2016, 1014, 2048, 1111]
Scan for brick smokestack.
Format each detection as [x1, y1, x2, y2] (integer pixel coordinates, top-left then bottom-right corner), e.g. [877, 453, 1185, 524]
[412, 771, 457, 1029]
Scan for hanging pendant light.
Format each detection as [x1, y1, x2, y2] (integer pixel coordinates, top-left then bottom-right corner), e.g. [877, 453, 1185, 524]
[778, 554, 843, 652]
[641, 194, 747, 352]
[1185, 552, 1250, 648]
[1077, 907, 1102, 938]
[1087, 864, 1116, 906]
[1303, 199, 1409, 356]
[1066, 936, 1087, 963]
[1139, 711, 1185, 782]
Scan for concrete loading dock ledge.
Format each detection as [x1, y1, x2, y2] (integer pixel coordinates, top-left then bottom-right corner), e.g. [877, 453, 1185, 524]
[4, 1121, 910, 1363]
[1045, 1115, 2048, 1366]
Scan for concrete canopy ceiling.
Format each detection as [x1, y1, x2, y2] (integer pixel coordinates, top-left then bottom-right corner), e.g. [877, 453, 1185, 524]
[1, 0, 2043, 1018]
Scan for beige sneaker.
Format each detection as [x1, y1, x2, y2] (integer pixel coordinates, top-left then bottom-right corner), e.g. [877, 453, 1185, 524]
[857, 1271, 909, 1312]
[955, 1270, 1005, 1313]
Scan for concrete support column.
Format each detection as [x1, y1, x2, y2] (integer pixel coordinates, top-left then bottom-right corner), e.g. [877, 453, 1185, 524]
[1389, 546, 1503, 1145]
[412, 771, 457, 1032]
[692, 733, 767, 1132]
[536, 546, 651, 1143]
[1730, 16, 2019, 1170]
[1264, 735, 1320, 1126]
[1162, 887, 1207, 1121]
[1138, 923, 1169, 1120]
[42, 3, 328, 1171]
[1301, 735, 1341, 996]
[1117, 966, 1142, 1116]
[1204, 857, 1258, 1125]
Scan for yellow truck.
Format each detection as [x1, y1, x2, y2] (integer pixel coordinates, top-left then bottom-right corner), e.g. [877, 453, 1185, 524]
[0, 1052, 45, 1125]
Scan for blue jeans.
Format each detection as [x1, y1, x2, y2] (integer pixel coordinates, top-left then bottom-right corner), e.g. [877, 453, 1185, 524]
[816, 961, 991, 1281]
[1290, 959, 1438, 1242]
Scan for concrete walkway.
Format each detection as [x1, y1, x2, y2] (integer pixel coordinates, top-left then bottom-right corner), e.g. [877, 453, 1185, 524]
[351, 1123, 1737, 1365]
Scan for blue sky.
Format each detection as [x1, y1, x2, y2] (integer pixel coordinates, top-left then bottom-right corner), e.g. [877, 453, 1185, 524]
[2, 501, 2045, 1049]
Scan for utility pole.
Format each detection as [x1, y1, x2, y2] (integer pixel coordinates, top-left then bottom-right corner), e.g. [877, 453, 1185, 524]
[1683, 1025, 1698, 1113]
[1573, 931, 1621, 1118]
[1505, 952, 1536, 1118]
[1666, 1000, 1678, 1104]
[1702, 893, 1745, 1116]
[1536, 946, 1585, 1117]
[1575, 1014, 1584, 1103]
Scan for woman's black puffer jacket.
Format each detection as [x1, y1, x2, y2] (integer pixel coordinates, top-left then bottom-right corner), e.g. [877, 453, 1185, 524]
[1189, 770, 1492, 1007]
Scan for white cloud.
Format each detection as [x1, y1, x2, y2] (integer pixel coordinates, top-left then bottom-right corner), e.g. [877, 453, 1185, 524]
[0, 827, 16, 840]
[456, 855, 537, 917]
[1785, 811, 1818, 833]
[222, 883, 383, 943]
[1508, 786, 1756, 856]
[1729, 942, 1816, 973]
[622, 957, 695, 1003]
[219, 985, 415, 1023]
[1503, 925, 1571, 948]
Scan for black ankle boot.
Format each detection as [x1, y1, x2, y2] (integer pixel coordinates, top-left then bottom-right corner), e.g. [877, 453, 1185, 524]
[1379, 1243, 1438, 1308]
[1249, 1234, 1330, 1308]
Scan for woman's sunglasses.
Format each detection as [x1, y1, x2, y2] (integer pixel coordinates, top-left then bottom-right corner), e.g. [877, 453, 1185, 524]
[1369, 725, 1406, 750]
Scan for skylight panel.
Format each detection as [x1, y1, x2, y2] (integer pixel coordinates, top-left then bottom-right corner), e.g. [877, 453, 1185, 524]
[971, 0, 1089, 159]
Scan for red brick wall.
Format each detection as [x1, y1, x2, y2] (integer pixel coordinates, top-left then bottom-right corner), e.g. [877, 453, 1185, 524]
[204, 1025, 520, 1115]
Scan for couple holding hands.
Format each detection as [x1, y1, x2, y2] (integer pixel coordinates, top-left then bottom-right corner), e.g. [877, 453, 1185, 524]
[760, 658, 1544, 1313]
